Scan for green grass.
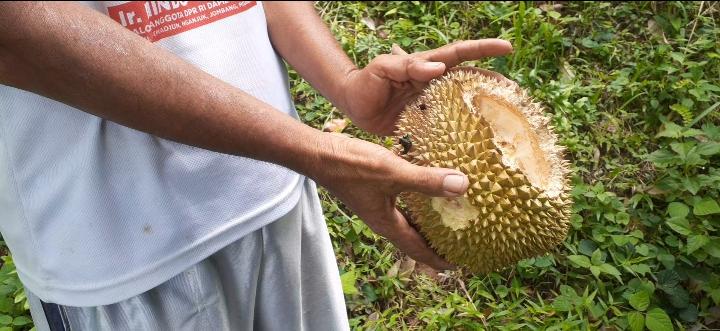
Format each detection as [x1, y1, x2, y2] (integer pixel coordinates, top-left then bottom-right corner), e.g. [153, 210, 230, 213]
[1, 1, 719, 330]
[0, 247, 32, 331]
[294, 1, 720, 330]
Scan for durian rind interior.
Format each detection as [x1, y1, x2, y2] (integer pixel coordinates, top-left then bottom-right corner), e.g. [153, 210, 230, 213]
[395, 69, 572, 274]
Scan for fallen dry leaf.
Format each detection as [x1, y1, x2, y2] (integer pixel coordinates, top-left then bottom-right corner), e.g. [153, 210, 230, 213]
[539, 4, 563, 12]
[361, 16, 376, 31]
[322, 118, 348, 133]
[387, 259, 402, 278]
[414, 262, 441, 281]
[398, 256, 416, 278]
[647, 19, 670, 44]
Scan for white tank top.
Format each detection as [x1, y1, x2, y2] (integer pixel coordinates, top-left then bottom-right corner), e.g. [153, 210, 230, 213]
[0, 1, 303, 306]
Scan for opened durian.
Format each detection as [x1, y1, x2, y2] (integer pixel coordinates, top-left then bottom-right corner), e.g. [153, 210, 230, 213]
[395, 67, 572, 274]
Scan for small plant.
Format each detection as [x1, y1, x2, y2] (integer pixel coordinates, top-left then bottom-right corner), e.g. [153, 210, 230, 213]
[0, 246, 33, 331]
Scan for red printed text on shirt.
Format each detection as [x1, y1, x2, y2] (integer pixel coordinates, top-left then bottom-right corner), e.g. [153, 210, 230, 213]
[107, 1, 256, 42]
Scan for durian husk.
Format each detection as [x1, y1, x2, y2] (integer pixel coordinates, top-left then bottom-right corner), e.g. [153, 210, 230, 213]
[394, 67, 572, 274]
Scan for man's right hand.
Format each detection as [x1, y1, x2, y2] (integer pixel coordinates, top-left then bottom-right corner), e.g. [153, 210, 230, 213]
[305, 133, 469, 270]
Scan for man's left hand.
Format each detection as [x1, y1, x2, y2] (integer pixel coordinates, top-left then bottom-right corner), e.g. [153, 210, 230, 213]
[340, 39, 514, 136]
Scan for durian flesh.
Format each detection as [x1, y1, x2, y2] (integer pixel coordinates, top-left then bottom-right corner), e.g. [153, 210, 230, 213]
[395, 67, 572, 274]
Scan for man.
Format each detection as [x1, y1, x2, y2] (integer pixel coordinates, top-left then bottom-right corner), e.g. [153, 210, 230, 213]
[0, 1, 512, 330]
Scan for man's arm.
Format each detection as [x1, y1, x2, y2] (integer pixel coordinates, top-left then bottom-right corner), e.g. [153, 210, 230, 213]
[263, 2, 356, 112]
[0, 2, 320, 174]
[0, 2, 465, 269]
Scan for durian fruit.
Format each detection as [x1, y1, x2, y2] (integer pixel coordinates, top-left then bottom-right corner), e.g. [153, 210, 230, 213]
[394, 67, 572, 274]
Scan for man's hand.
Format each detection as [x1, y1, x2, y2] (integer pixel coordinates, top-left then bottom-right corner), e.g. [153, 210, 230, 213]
[340, 40, 514, 135]
[309, 133, 470, 270]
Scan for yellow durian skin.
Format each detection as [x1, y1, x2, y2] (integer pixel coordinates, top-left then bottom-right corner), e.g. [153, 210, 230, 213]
[395, 68, 573, 274]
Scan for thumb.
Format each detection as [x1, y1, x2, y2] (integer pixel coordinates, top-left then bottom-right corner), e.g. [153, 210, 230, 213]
[394, 162, 469, 197]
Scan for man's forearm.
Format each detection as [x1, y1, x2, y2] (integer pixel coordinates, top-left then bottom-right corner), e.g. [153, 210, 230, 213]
[263, 1, 357, 112]
[0, 2, 328, 177]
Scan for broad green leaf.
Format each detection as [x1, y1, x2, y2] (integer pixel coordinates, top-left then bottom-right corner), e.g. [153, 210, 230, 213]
[0, 298, 12, 314]
[384, 7, 398, 16]
[656, 121, 683, 138]
[495, 285, 509, 298]
[615, 212, 630, 224]
[696, 141, 720, 156]
[682, 176, 701, 194]
[591, 249, 604, 265]
[670, 52, 685, 63]
[361, 284, 377, 303]
[687, 235, 709, 254]
[590, 265, 601, 278]
[559, 284, 578, 297]
[600, 264, 622, 281]
[665, 286, 690, 308]
[13, 291, 25, 304]
[0, 316, 10, 326]
[533, 255, 554, 268]
[589, 303, 605, 320]
[612, 235, 630, 246]
[705, 240, 720, 258]
[629, 279, 656, 296]
[567, 255, 591, 268]
[578, 239, 597, 256]
[552, 296, 573, 312]
[670, 141, 696, 159]
[693, 198, 720, 216]
[636, 244, 650, 256]
[12, 316, 32, 326]
[629, 291, 650, 311]
[647, 149, 677, 167]
[629, 264, 651, 276]
[667, 202, 689, 218]
[657, 269, 680, 289]
[627, 311, 645, 331]
[681, 128, 705, 137]
[702, 123, 720, 140]
[666, 217, 691, 236]
[630, 230, 645, 239]
[340, 270, 359, 295]
[679, 305, 698, 322]
[657, 254, 675, 269]
[645, 308, 673, 331]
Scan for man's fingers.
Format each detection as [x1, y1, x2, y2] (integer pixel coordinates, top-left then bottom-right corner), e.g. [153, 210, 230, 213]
[406, 60, 446, 82]
[393, 160, 469, 197]
[370, 53, 447, 83]
[391, 43, 408, 55]
[377, 41, 512, 84]
[383, 208, 455, 270]
[420, 39, 513, 68]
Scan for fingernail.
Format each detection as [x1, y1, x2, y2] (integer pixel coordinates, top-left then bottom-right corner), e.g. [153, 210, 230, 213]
[424, 62, 445, 69]
[442, 174, 468, 195]
[504, 40, 514, 52]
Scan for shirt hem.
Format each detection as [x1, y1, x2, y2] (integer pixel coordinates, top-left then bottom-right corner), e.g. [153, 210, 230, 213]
[17, 174, 305, 307]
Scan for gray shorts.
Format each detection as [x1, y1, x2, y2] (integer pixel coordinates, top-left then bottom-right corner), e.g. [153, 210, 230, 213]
[27, 179, 350, 331]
